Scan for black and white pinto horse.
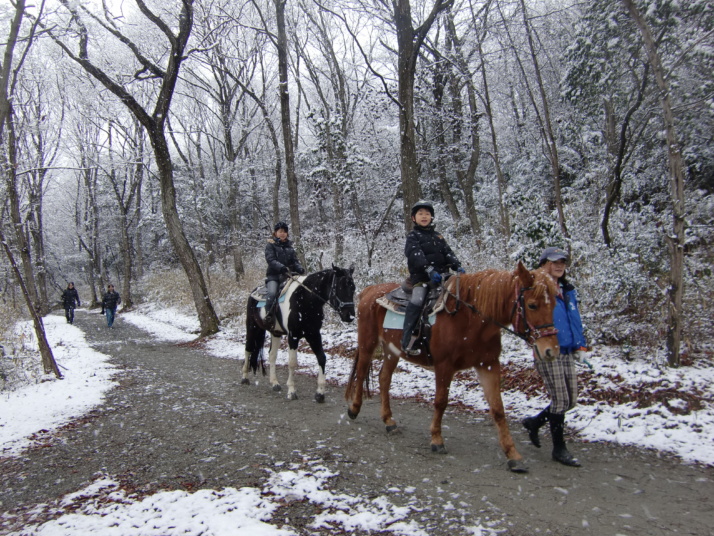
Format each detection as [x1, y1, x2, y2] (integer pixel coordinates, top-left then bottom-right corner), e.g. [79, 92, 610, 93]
[242, 265, 356, 402]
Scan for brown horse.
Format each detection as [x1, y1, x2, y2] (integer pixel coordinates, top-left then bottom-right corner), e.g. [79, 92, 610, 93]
[345, 262, 560, 473]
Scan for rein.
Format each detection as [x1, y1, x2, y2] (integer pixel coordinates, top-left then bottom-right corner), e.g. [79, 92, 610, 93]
[286, 271, 354, 315]
[443, 275, 557, 346]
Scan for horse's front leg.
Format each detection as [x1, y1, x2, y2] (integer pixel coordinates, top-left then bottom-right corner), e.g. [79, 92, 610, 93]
[268, 334, 282, 392]
[380, 341, 401, 432]
[476, 364, 528, 473]
[430, 363, 455, 453]
[305, 331, 327, 403]
[285, 335, 300, 401]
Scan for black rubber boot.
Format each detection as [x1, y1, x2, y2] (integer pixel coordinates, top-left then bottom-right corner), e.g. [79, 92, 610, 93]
[264, 298, 276, 330]
[401, 302, 423, 355]
[522, 408, 549, 448]
[549, 412, 581, 467]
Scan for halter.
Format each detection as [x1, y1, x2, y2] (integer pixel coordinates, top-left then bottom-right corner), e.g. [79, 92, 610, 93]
[444, 275, 558, 346]
[287, 271, 354, 316]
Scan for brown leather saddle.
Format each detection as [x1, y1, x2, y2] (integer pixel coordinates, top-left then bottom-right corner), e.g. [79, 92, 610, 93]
[376, 277, 453, 360]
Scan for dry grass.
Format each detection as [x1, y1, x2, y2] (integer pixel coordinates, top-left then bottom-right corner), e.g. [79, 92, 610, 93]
[134, 260, 266, 326]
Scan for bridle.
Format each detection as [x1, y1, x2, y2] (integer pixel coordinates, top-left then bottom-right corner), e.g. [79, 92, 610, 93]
[287, 271, 355, 315]
[444, 275, 558, 346]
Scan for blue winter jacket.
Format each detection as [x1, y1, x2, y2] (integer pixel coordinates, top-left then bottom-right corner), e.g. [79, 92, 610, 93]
[553, 281, 586, 355]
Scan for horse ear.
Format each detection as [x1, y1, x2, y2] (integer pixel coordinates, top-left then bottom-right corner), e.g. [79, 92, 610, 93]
[515, 261, 534, 287]
[349, 263, 355, 275]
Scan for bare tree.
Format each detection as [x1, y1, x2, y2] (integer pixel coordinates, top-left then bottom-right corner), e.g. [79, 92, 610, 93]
[45, 0, 220, 336]
[0, 0, 61, 377]
[393, 0, 453, 230]
[274, 0, 302, 248]
[517, 0, 568, 239]
[621, 0, 686, 367]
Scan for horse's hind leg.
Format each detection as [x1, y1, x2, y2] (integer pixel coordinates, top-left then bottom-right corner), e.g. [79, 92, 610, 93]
[241, 349, 251, 384]
[268, 335, 283, 393]
[346, 347, 371, 419]
[477, 365, 527, 473]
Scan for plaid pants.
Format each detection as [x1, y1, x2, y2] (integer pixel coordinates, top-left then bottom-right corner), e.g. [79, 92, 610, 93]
[535, 352, 578, 415]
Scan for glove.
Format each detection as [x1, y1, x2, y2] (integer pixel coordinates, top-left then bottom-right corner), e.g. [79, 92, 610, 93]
[574, 347, 592, 362]
[281, 266, 290, 274]
[296, 267, 305, 275]
[457, 267, 466, 274]
[430, 271, 442, 284]
[100, 309, 105, 315]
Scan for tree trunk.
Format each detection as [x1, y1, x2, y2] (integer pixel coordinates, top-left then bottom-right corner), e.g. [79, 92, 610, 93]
[476, 35, 510, 239]
[275, 0, 302, 254]
[395, 0, 423, 231]
[621, 0, 685, 367]
[431, 49, 460, 222]
[0, 227, 61, 378]
[151, 130, 219, 336]
[2, 114, 40, 310]
[519, 0, 568, 239]
[601, 64, 649, 247]
[445, 12, 481, 236]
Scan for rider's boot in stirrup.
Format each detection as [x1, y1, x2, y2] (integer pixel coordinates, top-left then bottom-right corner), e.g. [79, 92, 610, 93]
[401, 302, 423, 355]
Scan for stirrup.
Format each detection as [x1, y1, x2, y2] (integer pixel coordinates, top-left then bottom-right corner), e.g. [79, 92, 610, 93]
[402, 335, 421, 355]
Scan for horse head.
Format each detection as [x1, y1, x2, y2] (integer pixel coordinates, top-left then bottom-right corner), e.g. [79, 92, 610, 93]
[331, 263, 356, 322]
[514, 262, 560, 362]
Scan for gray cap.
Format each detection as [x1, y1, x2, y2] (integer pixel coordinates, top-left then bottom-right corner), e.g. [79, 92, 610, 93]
[539, 247, 569, 266]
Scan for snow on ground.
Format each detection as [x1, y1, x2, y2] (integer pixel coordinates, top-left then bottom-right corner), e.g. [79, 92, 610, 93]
[0, 309, 499, 536]
[2, 305, 712, 535]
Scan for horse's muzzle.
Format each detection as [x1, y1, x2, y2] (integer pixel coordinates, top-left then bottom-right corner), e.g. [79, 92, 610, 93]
[534, 339, 559, 362]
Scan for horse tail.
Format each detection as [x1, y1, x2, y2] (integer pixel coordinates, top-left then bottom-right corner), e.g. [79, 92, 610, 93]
[245, 296, 267, 375]
[345, 347, 372, 400]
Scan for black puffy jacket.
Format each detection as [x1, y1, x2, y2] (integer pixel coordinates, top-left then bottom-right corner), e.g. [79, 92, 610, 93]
[102, 291, 121, 311]
[405, 224, 461, 284]
[62, 288, 80, 308]
[265, 238, 305, 282]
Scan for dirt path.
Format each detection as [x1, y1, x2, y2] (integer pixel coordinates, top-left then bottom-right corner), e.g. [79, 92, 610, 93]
[1, 310, 713, 535]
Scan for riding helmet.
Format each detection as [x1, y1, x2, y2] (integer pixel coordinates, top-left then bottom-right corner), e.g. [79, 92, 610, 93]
[410, 200, 434, 218]
[274, 221, 289, 232]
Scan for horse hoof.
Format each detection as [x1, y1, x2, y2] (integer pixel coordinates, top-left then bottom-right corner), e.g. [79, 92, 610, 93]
[431, 443, 447, 454]
[240, 378, 250, 385]
[507, 459, 529, 473]
[272, 384, 282, 392]
[314, 393, 325, 403]
[347, 408, 358, 420]
[386, 424, 398, 433]
[288, 392, 298, 401]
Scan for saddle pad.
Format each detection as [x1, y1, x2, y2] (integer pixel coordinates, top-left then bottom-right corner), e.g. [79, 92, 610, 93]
[383, 309, 437, 330]
[255, 294, 286, 309]
[251, 276, 307, 307]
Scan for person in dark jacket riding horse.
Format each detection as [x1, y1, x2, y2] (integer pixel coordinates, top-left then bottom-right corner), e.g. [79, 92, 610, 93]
[402, 201, 465, 355]
[61, 282, 81, 324]
[264, 221, 305, 327]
